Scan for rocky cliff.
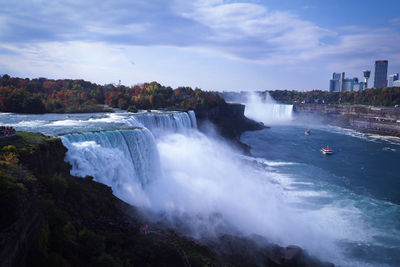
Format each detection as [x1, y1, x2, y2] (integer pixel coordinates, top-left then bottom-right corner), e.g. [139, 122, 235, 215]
[195, 103, 265, 152]
[294, 104, 400, 137]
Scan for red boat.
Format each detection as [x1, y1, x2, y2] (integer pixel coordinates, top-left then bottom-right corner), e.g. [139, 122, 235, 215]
[305, 129, 310, 135]
[321, 146, 333, 155]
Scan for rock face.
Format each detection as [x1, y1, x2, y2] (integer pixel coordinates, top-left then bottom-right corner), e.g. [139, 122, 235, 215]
[294, 104, 400, 137]
[196, 103, 264, 138]
[20, 137, 71, 175]
[0, 174, 43, 267]
[195, 103, 265, 152]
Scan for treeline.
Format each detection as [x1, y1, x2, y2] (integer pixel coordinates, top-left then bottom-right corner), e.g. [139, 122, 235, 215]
[104, 82, 225, 112]
[0, 74, 225, 114]
[269, 87, 400, 106]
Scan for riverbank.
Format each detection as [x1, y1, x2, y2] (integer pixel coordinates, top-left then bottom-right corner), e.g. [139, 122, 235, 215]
[293, 104, 400, 137]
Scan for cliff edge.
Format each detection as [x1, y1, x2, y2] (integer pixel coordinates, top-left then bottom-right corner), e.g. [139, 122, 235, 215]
[195, 103, 265, 152]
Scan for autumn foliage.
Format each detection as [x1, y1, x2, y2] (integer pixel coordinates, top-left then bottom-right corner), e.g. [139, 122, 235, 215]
[0, 75, 225, 113]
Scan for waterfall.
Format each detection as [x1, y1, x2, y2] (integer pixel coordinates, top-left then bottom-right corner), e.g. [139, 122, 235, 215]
[61, 129, 160, 205]
[126, 111, 196, 135]
[60, 111, 197, 204]
[244, 92, 293, 124]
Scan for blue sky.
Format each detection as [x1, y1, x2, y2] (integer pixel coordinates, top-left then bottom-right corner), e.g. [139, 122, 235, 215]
[0, 0, 399, 91]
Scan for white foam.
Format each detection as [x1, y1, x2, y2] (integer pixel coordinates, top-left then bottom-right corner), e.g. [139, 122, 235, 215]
[9, 120, 47, 128]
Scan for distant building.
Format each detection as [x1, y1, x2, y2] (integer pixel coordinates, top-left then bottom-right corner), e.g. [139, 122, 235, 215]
[329, 72, 364, 92]
[329, 80, 340, 92]
[352, 82, 365, 91]
[342, 79, 353, 91]
[329, 72, 344, 92]
[374, 60, 388, 88]
[388, 73, 399, 87]
[393, 80, 400, 87]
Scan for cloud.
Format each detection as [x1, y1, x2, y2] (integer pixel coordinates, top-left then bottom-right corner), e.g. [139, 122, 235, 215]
[0, 0, 337, 61]
[175, 2, 335, 61]
[391, 17, 400, 26]
[0, 0, 399, 87]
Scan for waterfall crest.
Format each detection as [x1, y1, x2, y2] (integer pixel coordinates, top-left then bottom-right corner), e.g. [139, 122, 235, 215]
[126, 111, 196, 135]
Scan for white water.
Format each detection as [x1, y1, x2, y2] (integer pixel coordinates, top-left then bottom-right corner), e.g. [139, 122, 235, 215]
[128, 111, 194, 135]
[61, 129, 160, 205]
[244, 92, 293, 124]
[60, 111, 197, 205]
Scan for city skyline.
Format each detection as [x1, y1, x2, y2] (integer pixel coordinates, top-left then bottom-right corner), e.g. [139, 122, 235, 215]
[0, 0, 400, 91]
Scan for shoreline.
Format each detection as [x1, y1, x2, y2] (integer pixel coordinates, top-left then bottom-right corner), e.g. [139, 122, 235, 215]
[293, 103, 400, 138]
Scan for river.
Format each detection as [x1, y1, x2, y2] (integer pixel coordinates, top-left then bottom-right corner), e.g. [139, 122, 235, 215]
[0, 107, 399, 266]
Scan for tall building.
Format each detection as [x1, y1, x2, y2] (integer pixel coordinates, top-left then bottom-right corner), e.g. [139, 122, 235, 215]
[388, 73, 399, 87]
[374, 60, 388, 88]
[329, 72, 344, 92]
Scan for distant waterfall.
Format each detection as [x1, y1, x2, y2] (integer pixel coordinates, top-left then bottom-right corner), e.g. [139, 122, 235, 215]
[244, 92, 293, 124]
[61, 129, 160, 204]
[126, 111, 196, 135]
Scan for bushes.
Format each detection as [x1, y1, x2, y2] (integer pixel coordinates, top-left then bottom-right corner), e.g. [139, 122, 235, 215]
[127, 105, 138, 113]
[78, 229, 106, 258]
[47, 174, 69, 197]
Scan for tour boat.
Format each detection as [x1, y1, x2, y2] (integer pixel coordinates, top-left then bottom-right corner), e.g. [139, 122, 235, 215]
[305, 129, 310, 135]
[321, 146, 333, 155]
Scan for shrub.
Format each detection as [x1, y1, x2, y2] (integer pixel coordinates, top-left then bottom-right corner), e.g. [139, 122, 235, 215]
[48, 174, 69, 197]
[78, 229, 106, 258]
[127, 105, 138, 113]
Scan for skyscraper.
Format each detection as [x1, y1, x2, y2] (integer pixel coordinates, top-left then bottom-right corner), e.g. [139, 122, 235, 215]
[374, 60, 388, 88]
[329, 72, 344, 92]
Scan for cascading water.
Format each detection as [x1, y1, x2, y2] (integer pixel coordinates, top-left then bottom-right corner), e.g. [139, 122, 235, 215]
[244, 92, 293, 124]
[188, 110, 197, 129]
[60, 111, 197, 204]
[61, 128, 160, 205]
[127, 111, 195, 135]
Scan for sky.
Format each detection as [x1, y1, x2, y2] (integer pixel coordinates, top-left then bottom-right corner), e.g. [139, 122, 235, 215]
[0, 0, 399, 91]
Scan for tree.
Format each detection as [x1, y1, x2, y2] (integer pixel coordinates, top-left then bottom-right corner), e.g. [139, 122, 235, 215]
[22, 96, 46, 113]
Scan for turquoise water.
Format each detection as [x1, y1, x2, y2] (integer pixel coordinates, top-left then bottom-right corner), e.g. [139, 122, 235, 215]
[242, 125, 400, 266]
